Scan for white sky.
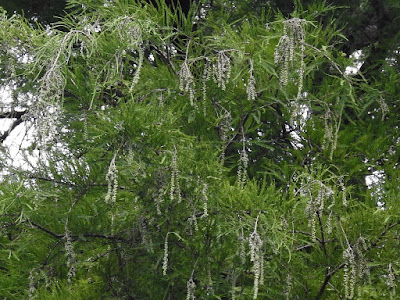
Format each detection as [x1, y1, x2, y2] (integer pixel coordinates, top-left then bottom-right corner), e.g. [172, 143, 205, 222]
[0, 86, 36, 169]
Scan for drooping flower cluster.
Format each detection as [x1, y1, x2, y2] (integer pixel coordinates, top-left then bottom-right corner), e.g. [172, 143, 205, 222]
[130, 47, 144, 91]
[303, 181, 334, 241]
[64, 228, 76, 283]
[238, 227, 246, 265]
[179, 60, 196, 106]
[322, 110, 332, 151]
[213, 51, 231, 90]
[237, 139, 249, 189]
[325, 209, 334, 235]
[322, 108, 339, 159]
[162, 232, 169, 276]
[343, 245, 355, 299]
[230, 270, 238, 300]
[219, 110, 232, 167]
[339, 176, 348, 207]
[30, 57, 64, 143]
[115, 16, 144, 91]
[30, 30, 93, 143]
[201, 181, 209, 217]
[343, 237, 370, 299]
[29, 98, 63, 143]
[284, 273, 292, 300]
[249, 216, 264, 299]
[83, 113, 89, 141]
[202, 59, 212, 115]
[28, 269, 37, 300]
[246, 59, 256, 101]
[379, 94, 389, 121]
[170, 146, 182, 203]
[117, 16, 142, 46]
[153, 170, 166, 215]
[186, 275, 196, 300]
[105, 153, 118, 204]
[188, 210, 199, 232]
[274, 18, 306, 98]
[387, 263, 397, 300]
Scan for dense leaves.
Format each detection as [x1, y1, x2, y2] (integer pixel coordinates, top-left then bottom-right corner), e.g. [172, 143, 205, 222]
[0, 0, 399, 299]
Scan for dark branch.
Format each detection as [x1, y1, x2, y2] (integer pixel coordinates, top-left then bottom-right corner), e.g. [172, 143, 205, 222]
[28, 175, 77, 187]
[27, 220, 62, 239]
[27, 174, 129, 190]
[292, 230, 322, 244]
[315, 270, 333, 300]
[150, 43, 177, 75]
[0, 116, 25, 143]
[41, 239, 63, 267]
[327, 282, 344, 300]
[296, 239, 337, 252]
[0, 110, 27, 119]
[25, 220, 128, 242]
[315, 220, 400, 299]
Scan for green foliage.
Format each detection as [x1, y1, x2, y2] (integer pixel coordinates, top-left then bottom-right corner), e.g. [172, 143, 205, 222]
[0, 0, 400, 299]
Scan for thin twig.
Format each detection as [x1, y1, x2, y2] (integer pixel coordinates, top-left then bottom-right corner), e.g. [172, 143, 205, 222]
[24, 219, 128, 242]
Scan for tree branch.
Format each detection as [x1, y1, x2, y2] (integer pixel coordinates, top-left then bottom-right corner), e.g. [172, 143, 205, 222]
[28, 220, 63, 238]
[28, 175, 77, 187]
[315, 270, 333, 300]
[370, 221, 400, 248]
[0, 110, 27, 119]
[0, 116, 25, 143]
[150, 43, 177, 75]
[292, 230, 322, 244]
[315, 220, 400, 299]
[26, 174, 129, 190]
[296, 239, 337, 252]
[25, 220, 128, 242]
[327, 282, 344, 300]
[317, 211, 327, 256]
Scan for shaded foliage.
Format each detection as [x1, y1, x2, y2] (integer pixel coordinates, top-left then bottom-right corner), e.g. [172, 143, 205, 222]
[0, 0, 400, 299]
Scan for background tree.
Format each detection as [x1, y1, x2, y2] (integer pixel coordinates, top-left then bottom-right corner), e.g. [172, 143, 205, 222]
[0, 0, 66, 24]
[0, 0, 399, 299]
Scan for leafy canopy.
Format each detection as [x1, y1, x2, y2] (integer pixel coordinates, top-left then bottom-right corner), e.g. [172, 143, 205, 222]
[0, 0, 399, 299]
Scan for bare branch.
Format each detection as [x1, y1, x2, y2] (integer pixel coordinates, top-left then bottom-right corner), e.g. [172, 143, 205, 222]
[0, 110, 27, 119]
[0, 118, 24, 143]
[24, 219, 128, 242]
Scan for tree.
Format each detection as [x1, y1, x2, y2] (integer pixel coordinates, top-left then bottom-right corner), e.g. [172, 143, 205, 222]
[0, 0, 66, 24]
[0, 0, 399, 299]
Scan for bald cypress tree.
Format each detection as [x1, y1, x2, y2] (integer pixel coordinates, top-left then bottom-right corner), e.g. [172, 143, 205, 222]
[0, 1, 399, 299]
